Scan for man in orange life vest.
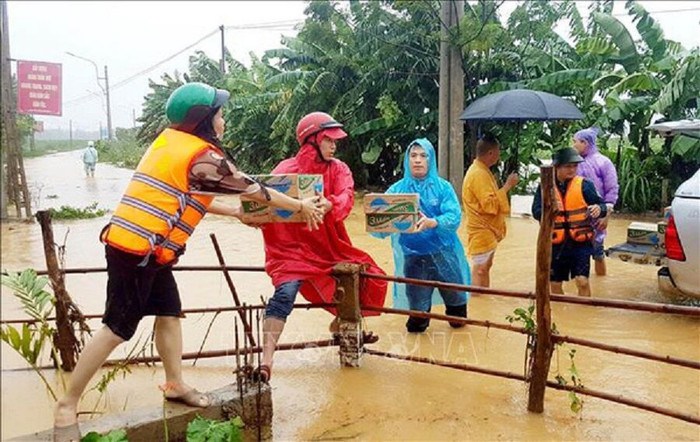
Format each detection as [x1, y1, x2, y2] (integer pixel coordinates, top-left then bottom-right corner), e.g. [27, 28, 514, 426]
[53, 82, 325, 439]
[531, 147, 607, 297]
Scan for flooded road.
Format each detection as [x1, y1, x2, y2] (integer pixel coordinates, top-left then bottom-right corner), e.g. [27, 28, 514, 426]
[2, 152, 698, 440]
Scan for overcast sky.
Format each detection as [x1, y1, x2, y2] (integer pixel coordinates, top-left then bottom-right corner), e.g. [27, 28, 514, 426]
[8, 1, 700, 134]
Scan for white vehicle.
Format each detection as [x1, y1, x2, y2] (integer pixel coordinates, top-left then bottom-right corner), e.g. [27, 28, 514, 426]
[608, 120, 700, 299]
[659, 169, 700, 298]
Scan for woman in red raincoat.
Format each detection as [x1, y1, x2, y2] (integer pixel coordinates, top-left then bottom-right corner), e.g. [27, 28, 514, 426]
[256, 112, 387, 381]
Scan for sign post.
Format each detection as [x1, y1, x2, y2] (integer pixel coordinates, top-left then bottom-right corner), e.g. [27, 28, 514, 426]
[17, 60, 62, 116]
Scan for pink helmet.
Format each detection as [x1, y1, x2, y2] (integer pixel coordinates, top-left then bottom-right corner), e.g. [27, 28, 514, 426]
[295, 112, 347, 145]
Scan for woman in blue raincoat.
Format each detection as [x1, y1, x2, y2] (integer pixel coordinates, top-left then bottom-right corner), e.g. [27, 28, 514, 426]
[371, 138, 471, 333]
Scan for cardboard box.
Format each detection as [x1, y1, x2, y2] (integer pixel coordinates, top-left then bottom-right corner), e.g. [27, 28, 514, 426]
[627, 222, 661, 246]
[239, 199, 271, 223]
[365, 213, 420, 233]
[363, 193, 420, 214]
[240, 174, 323, 223]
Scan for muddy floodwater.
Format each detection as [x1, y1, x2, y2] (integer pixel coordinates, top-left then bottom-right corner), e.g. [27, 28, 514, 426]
[1, 152, 698, 440]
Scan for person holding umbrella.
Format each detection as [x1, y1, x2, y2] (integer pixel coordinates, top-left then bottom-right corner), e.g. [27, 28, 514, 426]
[462, 133, 518, 287]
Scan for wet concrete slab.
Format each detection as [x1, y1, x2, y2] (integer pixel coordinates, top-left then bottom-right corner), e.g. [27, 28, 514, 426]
[10, 383, 271, 442]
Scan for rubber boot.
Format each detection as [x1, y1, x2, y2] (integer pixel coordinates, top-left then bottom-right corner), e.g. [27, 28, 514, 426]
[445, 304, 467, 328]
[406, 316, 430, 333]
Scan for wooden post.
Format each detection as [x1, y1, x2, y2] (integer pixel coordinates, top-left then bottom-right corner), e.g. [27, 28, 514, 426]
[437, 0, 450, 181]
[438, 0, 465, 194]
[1, 0, 31, 218]
[528, 166, 555, 412]
[332, 263, 363, 367]
[448, 0, 464, 193]
[36, 210, 82, 371]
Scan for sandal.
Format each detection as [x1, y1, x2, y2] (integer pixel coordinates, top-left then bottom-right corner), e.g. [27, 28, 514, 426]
[250, 364, 271, 383]
[53, 422, 81, 442]
[164, 388, 210, 408]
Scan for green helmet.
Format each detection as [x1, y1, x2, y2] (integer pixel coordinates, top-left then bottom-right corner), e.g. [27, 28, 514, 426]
[165, 82, 230, 124]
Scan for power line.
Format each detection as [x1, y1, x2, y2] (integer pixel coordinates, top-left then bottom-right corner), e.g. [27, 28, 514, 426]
[64, 19, 303, 107]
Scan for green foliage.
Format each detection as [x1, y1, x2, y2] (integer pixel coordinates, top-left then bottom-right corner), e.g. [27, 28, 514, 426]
[49, 202, 108, 220]
[1, 269, 54, 321]
[186, 415, 244, 442]
[671, 134, 700, 160]
[555, 348, 585, 414]
[591, 12, 640, 73]
[1, 269, 59, 400]
[97, 137, 147, 169]
[505, 304, 536, 334]
[81, 430, 129, 442]
[129, 0, 697, 211]
[1, 323, 50, 365]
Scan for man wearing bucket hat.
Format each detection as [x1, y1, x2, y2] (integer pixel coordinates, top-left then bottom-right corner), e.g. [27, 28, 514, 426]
[532, 147, 607, 297]
[53, 83, 324, 440]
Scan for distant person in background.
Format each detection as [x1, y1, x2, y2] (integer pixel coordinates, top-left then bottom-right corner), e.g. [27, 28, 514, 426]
[572, 127, 619, 276]
[462, 133, 518, 287]
[82, 140, 98, 178]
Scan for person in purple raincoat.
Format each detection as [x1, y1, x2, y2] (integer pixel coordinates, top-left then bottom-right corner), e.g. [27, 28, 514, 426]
[572, 127, 619, 276]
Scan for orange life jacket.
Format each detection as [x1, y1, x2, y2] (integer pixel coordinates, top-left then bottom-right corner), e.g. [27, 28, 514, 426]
[552, 176, 594, 245]
[101, 128, 216, 264]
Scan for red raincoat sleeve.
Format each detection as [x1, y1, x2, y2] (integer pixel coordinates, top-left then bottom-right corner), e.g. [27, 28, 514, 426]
[326, 162, 355, 222]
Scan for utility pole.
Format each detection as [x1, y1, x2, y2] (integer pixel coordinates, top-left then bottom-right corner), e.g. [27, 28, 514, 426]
[65, 51, 113, 140]
[69, 119, 73, 147]
[438, 0, 465, 194]
[132, 108, 136, 127]
[104, 65, 112, 140]
[219, 25, 225, 73]
[1, 0, 31, 219]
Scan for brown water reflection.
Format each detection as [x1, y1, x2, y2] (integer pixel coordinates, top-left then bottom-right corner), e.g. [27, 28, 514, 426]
[1, 153, 698, 440]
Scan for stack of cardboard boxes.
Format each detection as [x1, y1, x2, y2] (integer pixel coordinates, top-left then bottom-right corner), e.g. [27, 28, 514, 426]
[240, 174, 323, 223]
[363, 193, 420, 233]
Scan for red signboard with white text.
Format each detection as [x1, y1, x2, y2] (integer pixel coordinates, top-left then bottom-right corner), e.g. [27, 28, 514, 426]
[17, 60, 62, 116]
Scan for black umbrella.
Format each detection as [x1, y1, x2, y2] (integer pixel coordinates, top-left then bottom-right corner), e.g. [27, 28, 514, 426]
[459, 89, 584, 173]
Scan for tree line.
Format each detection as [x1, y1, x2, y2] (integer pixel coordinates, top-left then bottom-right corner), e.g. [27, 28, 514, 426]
[131, 1, 698, 211]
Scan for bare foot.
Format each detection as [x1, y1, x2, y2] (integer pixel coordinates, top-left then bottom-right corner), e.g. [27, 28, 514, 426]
[54, 399, 78, 428]
[160, 382, 210, 407]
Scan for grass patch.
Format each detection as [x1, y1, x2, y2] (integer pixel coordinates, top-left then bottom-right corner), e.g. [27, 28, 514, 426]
[96, 135, 147, 170]
[49, 202, 108, 220]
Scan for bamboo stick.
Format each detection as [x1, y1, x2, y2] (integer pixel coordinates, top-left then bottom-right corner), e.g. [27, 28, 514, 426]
[364, 348, 700, 425]
[545, 381, 700, 425]
[1, 303, 335, 325]
[17, 265, 699, 317]
[364, 348, 526, 382]
[552, 334, 700, 370]
[360, 272, 700, 317]
[361, 305, 528, 335]
[209, 233, 255, 347]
